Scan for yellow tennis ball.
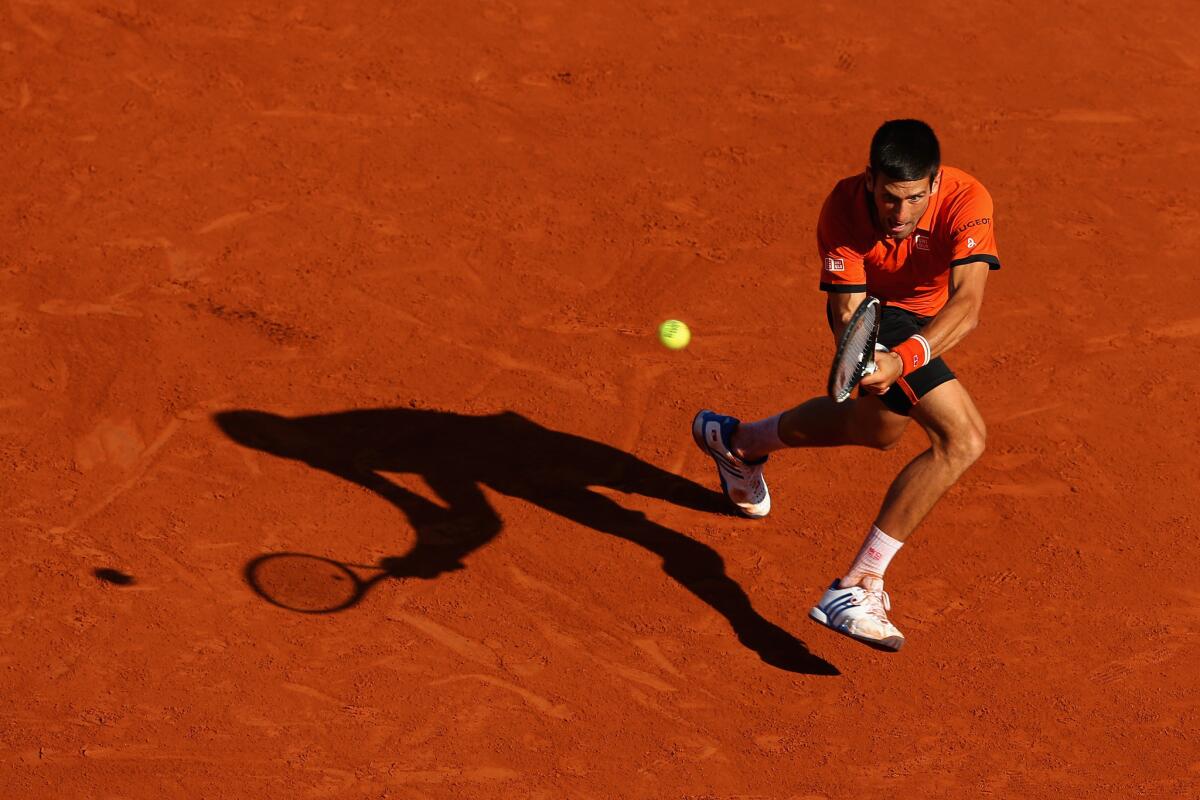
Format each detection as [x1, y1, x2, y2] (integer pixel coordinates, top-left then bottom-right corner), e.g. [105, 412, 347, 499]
[658, 319, 691, 350]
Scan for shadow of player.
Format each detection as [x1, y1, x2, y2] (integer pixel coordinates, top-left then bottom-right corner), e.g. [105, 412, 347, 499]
[214, 407, 837, 675]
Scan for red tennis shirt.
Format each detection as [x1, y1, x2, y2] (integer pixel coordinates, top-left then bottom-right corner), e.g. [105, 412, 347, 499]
[817, 166, 1000, 317]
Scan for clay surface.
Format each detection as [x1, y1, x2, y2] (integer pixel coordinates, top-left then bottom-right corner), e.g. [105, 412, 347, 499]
[2, 2, 1197, 797]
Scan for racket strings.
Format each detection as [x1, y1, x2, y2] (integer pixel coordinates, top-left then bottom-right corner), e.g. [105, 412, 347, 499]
[829, 300, 880, 402]
[832, 318, 873, 392]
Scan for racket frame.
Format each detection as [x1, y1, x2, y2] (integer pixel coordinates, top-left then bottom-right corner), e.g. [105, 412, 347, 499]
[827, 295, 882, 403]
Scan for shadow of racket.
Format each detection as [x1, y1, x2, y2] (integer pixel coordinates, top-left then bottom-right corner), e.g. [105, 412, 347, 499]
[245, 552, 400, 613]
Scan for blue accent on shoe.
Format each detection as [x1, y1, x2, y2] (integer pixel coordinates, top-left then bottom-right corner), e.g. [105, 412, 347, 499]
[823, 596, 858, 625]
[692, 409, 771, 519]
[705, 411, 740, 452]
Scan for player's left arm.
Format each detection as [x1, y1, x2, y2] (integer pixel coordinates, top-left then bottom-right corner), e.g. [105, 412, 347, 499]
[906, 260, 989, 358]
[862, 265, 989, 393]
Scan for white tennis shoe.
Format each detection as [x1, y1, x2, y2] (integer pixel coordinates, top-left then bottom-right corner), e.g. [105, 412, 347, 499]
[809, 578, 905, 652]
[691, 410, 770, 518]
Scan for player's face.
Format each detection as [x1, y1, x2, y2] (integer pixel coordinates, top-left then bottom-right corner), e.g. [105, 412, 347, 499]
[865, 170, 940, 240]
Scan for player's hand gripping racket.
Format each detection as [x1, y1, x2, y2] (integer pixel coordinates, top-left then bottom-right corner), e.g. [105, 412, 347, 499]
[827, 296, 882, 403]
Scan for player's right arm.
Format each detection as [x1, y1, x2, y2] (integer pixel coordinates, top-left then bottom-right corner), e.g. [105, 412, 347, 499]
[816, 188, 869, 345]
[827, 291, 867, 343]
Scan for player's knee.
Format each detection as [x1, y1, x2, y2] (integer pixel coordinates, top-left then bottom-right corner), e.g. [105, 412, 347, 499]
[945, 423, 986, 468]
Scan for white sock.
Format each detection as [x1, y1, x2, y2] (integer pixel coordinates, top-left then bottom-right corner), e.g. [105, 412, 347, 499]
[840, 525, 904, 588]
[731, 414, 785, 461]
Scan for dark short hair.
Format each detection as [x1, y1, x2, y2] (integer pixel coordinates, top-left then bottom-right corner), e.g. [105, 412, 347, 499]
[869, 119, 940, 182]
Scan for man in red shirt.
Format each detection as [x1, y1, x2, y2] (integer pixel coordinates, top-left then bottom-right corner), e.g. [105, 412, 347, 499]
[693, 119, 998, 652]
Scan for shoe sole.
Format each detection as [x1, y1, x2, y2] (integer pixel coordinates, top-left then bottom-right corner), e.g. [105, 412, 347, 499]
[808, 607, 905, 653]
[691, 410, 768, 519]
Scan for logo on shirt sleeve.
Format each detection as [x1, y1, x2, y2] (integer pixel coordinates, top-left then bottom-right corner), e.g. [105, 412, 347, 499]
[967, 237, 976, 249]
[952, 217, 991, 235]
[823, 256, 845, 272]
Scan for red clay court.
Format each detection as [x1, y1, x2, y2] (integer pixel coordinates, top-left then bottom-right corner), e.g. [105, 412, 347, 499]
[2, 2, 1198, 797]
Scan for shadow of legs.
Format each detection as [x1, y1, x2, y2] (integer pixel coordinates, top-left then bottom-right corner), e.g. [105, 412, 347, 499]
[535, 489, 838, 676]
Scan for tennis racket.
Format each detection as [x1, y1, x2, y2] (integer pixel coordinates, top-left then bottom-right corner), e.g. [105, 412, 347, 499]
[827, 296, 882, 403]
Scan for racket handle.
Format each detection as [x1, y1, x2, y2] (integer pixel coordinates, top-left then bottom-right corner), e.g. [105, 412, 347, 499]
[864, 341, 885, 377]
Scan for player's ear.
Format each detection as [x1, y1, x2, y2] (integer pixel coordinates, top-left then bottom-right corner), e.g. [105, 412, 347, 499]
[864, 167, 874, 192]
[929, 169, 941, 194]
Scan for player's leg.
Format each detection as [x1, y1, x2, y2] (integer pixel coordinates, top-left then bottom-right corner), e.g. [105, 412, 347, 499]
[822, 304, 965, 578]
[692, 392, 909, 518]
[870, 378, 986, 541]
[811, 378, 985, 651]
[695, 305, 923, 518]
[742, 391, 911, 455]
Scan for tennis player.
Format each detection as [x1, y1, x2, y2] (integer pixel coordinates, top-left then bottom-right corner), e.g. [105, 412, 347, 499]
[693, 119, 999, 652]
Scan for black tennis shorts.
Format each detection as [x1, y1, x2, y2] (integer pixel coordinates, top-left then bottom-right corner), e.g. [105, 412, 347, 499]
[870, 306, 956, 416]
